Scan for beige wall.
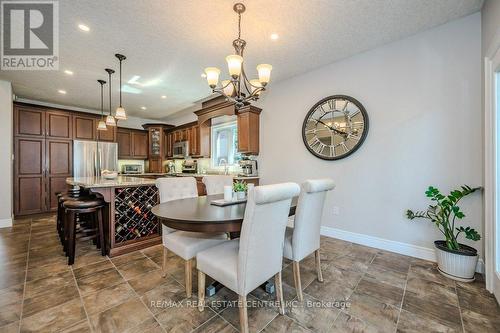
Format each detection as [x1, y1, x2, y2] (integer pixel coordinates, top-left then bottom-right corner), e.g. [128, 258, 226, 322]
[0, 80, 13, 227]
[482, 0, 500, 56]
[258, 14, 482, 261]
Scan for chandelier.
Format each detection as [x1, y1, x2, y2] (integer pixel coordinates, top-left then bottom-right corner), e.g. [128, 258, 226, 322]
[204, 3, 272, 109]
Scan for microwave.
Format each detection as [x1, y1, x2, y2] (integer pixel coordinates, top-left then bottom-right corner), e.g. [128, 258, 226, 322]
[122, 164, 143, 174]
[173, 141, 189, 158]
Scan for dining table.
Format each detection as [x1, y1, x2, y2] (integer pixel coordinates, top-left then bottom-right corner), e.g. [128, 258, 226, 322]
[151, 193, 298, 295]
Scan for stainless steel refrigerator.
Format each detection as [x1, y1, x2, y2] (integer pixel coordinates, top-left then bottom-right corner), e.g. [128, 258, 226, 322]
[73, 140, 118, 178]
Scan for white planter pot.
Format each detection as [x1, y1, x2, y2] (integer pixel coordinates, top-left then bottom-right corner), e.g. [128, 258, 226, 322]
[434, 241, 478, 282]
[235, 191, 246, 200]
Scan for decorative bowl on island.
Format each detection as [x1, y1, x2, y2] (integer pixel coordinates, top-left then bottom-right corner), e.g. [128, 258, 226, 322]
[102, 170, 118, 179]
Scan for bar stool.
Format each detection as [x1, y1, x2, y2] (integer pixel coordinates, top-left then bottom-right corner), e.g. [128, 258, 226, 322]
[63, 198, 105, 265]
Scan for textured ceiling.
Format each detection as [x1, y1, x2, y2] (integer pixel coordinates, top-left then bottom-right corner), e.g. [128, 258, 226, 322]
[0, 0, 483, 120]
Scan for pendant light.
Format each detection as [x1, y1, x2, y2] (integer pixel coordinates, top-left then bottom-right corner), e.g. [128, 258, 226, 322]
[97, 79, 107, 131]
[105, 68, 116, 126]
[114, 54, 127, 120]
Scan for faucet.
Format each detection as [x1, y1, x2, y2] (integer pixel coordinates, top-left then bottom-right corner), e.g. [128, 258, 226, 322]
[219, 158, 229, 175]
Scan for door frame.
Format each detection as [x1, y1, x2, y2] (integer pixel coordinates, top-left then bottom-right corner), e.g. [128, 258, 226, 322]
[484, 40, 500, 302]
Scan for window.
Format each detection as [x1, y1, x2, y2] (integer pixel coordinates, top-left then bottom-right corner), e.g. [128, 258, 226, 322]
[211, 120, 241, 167]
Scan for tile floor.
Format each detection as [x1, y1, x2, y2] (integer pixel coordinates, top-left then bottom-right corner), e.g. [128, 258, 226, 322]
[0, 215, 499, 332]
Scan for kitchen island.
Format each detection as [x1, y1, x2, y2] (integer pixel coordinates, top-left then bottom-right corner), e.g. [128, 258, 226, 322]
[66, 176, 161, 257]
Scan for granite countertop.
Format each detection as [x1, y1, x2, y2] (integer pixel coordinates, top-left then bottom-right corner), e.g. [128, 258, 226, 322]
[66, 176, 157, 188]
[120, 173, 168, 176]
[171, 173, 260, 180]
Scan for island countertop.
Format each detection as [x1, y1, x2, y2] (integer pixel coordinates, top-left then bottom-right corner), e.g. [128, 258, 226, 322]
[66, 176, 157, 188]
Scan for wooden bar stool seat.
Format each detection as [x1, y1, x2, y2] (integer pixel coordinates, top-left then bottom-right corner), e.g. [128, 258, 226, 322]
[63, 197, 105, 265]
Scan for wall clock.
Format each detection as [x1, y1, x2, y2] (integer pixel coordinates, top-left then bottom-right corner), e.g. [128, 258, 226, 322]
[302, 95, 369, 160]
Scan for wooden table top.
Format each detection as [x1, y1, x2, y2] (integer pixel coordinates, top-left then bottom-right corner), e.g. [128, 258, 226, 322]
[151, 194, 297, 233]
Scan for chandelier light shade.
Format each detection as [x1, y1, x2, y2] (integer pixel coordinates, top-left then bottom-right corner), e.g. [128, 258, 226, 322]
[97, 79, 107, 131]
[105, 68, 116, 126]
[114, 54, 128, 120]
[203, 3, 272, 108]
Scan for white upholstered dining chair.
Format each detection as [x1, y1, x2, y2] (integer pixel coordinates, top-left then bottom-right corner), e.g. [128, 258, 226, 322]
[196, 182, 300, 333]
[155, 177, 228, 297]
[283, 178, 335, 301]
[202, 175, 233, 195]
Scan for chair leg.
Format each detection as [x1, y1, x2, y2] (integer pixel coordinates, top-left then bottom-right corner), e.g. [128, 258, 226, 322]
[292, 261, 303, 301]
[274, 271, 285, 315]
[185, 259, 193, 298]
[198, 270, 205, 312]
[238, 295, 249, 333]
[97, 209, 105, 256]
[162, 247, 168, 277]
[315, 249, 324, 282]
[67, 210, 76, 265]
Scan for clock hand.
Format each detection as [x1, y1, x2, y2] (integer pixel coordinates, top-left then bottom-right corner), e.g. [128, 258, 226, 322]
[315, 119, 348, 137]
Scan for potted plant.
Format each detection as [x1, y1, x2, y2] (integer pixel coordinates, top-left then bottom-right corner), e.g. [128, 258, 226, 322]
[233, 180, 248, 200]
[406, 185, 481, 282]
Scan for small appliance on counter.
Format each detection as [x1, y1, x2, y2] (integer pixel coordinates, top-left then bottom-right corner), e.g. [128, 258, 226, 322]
[182, 159, 197, 173]
[122, 164, 144, 174]
[166, 161, 176, 174]
[173, 141, 189, 158]
[239, 158, 258, 177]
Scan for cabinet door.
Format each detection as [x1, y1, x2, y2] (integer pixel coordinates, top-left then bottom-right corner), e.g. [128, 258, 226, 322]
[14, 137, 46, 215]
[117, 129, 132, 159]
[165, 132, 173, 158]
[191, 125, 200, 156]
[132, 131, 148, 159]
[97, 125, 116, 142]
[14, 105, 45, 137]
[181, 129, 188, 141]
[46, 139, 72, 210]
[237, 111, 260, 155]
[73, 115, 96, 140]
[149, 157, 162, 173]
[46, 110, 72, 139]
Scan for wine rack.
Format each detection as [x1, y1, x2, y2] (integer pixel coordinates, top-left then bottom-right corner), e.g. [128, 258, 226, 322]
[114, 186, 159, 244]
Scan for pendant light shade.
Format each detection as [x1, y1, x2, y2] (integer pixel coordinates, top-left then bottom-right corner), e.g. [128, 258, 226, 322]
[114, 54, 127, 120]
[97, 79, 107, 131]
[105, 68, 116, 126]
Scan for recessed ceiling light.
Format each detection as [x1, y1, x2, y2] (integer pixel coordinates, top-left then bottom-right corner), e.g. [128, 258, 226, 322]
[201, 73, 207, 78]
[141, 106, 147, 110]
[58, 89, 67, 94]
[270, 33, 279, 40]
[161, 95, 167, 99]
[78, 24, 90, 32]
[64, 70, 73, 75]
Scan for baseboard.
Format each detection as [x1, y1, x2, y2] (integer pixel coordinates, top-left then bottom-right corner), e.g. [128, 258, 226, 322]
[0, 217, 12, 228]
[320, 226, 484, 273]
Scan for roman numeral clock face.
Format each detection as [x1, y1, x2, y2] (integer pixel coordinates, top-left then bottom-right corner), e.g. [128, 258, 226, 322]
[302, 95, 369, 160]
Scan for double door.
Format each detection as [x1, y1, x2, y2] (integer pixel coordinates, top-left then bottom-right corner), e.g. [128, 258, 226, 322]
[14, 106, 73, 215]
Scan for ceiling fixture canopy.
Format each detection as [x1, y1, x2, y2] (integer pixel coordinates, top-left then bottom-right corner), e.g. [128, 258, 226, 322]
[114, 53, 127, 120]
[204, 3, 272, 109]
[105, 68, 116, 127]
[97, 79, 107, 131]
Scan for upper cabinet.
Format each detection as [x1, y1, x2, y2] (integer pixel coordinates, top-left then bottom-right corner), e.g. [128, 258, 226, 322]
[97, 125, 116, 142]
[117, 128, 148, 159]
[15, 105, 45, 137]
[143, 124, 174, 172]
[237, 105, 261, 155]
[73, 114, 96, 141]
[45, 110, 72, 139]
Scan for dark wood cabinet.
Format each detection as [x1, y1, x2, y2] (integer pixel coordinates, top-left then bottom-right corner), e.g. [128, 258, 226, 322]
[15, 105, 45, 137]
[46, 139, 72, 210]
[14, 137, 46, 215]
[73, 115, 96, 140]
[97, 125, 116, 142]
[165, 132, 173, 158]
[117, 128, 148, 159]
[237, 105, 261, 155]
[46, 110, 72, 139]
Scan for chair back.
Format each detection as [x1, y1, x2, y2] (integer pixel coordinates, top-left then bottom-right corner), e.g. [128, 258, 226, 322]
[155, 177, 198, 234]
[237, 182, 300, 295]
[202, 175, 233, 195]
[292, 179, 335, 261]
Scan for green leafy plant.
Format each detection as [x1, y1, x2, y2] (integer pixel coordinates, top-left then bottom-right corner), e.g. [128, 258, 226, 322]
[406, 185, 481, 251]
[233, 180, 248, 193]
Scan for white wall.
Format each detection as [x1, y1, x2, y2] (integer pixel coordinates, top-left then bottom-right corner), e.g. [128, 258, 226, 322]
[259, 13, 483, 258]
[0, 80, 13, 227]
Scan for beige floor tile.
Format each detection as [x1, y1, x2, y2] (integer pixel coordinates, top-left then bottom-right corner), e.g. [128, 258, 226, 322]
[24, 270, 75, 298]
[72, 259, 113, 279]
[330, 311, 378, 333]
[345, 292, 400, 332]
[0, 321, 20, 333]
[127, 269, 173, 295]
[115, 256, 158, 280]
[286, 293, 340, 332]
[76, 268, 125, 295]
[191, 315, 237, 333]
[355, 277, 404, 307]
[22, 284, 80, 318]
[405, 276, 458, 306]
[82, 282, 136, 315]
[457, 287, 500, 318]
[126, 317, 164, 333]
[262, 315, 311, 332]
[59, 320, 92, 333]
[140, 278, 187, 314]
[461, 309, 500, 333]
[89, 297, 153, 333]
[155, 300, 217, 332]
[219, 295, 278, 333]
